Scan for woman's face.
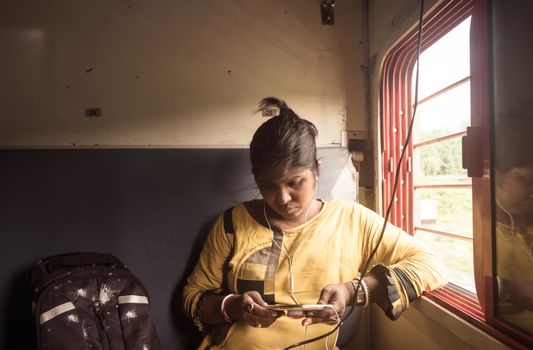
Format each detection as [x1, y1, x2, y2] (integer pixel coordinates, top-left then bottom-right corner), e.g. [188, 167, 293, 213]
[496, 166, 533, 215]
[256, 166, 317, 222]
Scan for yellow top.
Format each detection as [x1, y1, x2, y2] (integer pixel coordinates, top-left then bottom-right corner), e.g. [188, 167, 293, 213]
[495, 215, 533, 334]
[183, 200, 448, 350]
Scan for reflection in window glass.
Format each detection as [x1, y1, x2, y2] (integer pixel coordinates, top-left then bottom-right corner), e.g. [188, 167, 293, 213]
[491, 1, 533, 337]
[494, 124, 533, 334]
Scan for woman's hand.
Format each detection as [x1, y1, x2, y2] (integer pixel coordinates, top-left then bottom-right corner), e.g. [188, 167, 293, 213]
[227, 291, 282, 328]
[301, 282, 354, 326]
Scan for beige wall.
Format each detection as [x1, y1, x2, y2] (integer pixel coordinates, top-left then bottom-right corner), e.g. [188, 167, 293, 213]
[0, 0, 366, 147]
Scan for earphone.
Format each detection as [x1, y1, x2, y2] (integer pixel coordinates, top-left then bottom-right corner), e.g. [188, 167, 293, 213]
[496, 198, 515, 236]
[263, 199, 340, 350]
[496, 198, 533, 262]
[263, 203, 302, 305]
[262, 178, 318, 305]
[314, 172, 319, 198]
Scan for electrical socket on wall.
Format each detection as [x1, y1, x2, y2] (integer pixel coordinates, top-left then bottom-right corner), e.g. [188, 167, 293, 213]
[85, 108, 101, 117]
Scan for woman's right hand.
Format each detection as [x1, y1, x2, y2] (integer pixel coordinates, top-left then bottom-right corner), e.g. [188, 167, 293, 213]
[227, 291, 282, 328]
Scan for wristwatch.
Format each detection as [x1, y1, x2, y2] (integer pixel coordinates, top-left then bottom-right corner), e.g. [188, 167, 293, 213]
[350, 278, 369, 307]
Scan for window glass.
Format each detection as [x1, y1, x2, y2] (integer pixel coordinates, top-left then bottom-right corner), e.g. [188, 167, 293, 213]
[418, 17, 471, 100]
[492, 0, 533, 336]
[415, 137, 470, 185]
[415, 82, 470, 143]
[415, 230, 475, 293]
[415, 188, 472, 237]
[412, 16, 473, 293]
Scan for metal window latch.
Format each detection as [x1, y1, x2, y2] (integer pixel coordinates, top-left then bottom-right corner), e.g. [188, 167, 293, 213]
[461, 126, 483, 178]
[321, 0, 335, 25]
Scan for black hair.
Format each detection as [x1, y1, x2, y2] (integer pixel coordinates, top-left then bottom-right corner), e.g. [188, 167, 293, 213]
[250, 97, 318, 177]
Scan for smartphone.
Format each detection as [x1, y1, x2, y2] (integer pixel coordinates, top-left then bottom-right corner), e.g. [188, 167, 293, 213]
[266, 304, 334, 317]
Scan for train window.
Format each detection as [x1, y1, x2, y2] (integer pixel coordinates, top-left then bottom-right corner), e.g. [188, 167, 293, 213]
[411, 16, 474, 293]
[381, 0, 475, 297]
[382, 0, 533, 347]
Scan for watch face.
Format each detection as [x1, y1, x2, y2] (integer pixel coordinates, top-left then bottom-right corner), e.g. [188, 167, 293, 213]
[350, 280, 367, 305]
[356, 288, 365, 304]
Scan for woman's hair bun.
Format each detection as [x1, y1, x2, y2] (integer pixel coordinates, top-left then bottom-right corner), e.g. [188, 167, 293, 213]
[258, 97, 288, 112]
[258, 97, 298, 119]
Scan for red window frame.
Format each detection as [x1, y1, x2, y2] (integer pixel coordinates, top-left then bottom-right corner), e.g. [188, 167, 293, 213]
[381, 0, 474, 235]
[380, 0, 532, 348]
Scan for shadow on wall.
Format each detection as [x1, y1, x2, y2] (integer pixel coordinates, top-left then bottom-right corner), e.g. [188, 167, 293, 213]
[170, 218, 216, 349]
[168, 150, 260, 348]
[4, 266, 37, 349]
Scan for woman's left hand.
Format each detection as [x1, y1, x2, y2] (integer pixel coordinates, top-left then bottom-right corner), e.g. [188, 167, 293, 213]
[302, 282, 354, 326]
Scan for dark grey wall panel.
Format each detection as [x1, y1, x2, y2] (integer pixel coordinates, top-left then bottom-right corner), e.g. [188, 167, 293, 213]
[0, 148, 356, 349]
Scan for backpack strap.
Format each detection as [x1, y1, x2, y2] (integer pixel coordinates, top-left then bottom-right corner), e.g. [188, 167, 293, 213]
[54, 252, 123, 268]
[30, 253, 125, 296]
[221, 206, 235, 295]
[206, 206, 236, 345]
[223, 207, 234, 234]
[42, 252, 124, 274]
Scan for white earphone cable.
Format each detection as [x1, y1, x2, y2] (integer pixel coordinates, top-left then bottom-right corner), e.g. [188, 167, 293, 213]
[262, 178, 319, 305]
[495, 198, 515, 236]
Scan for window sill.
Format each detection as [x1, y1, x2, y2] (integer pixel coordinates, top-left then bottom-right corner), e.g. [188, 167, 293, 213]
[424, 286, 533, 349]
[406, 296, 508, 349]
[369, 295, 509, 350]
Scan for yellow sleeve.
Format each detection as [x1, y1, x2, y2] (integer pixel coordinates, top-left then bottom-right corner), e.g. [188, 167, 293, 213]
[357, 204, 448, 319]
[182, 211, 234, 329]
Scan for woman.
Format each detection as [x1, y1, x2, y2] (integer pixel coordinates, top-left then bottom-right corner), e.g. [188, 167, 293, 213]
[494, 119, 533, 334]
[182, 97, 447, 349]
